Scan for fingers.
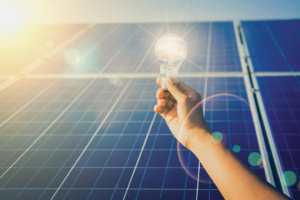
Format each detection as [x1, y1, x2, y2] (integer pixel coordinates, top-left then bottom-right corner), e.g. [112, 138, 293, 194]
[156, 88, 176, 101]
[154, 104, 169, 118]
[157, 77, 201, 103]
[166, 77, 188, 103]
[157, 98, 176, 109]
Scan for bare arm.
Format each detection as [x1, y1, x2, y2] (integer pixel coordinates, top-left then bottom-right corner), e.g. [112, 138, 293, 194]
[154, 76, 290, 200]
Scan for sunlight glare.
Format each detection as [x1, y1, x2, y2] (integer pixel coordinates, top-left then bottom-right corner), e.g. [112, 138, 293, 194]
[0, 2, 22, 33]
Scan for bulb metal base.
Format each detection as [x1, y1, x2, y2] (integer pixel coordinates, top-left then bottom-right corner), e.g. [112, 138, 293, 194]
[161, 77, 168, 90]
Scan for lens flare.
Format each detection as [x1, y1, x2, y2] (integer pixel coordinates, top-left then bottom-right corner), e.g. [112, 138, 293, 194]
[232, 145, 241, 153]
[281, 170, 297, 186]
[248, 152, 262, 166]
[65, 48, 81, 65]
[177, 93, 250, 183]
[106, 75, 122, 87]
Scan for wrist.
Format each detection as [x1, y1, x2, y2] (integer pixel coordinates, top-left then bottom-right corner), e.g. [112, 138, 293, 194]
[186, 127, 211, 151]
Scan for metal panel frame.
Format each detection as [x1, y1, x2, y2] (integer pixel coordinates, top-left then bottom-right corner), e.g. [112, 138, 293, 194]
[239, 21, 292, 197]
[233, 21, 275, 186]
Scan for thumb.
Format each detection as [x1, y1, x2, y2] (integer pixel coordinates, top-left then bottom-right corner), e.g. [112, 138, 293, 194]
[167, 77, 187, 102]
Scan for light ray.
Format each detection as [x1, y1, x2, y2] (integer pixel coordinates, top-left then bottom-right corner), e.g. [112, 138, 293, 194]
[189, 51, 208, 57]
[182, 22, 200, 38]
[186, 36, 217, 45]
[134, 23, 158, 39]
[175, 0, 190, 34]
[132, 38, 153, 44]
[185, 57, 205, 71]
[164, 2, 170, 34]
[142, 59, 158, 72]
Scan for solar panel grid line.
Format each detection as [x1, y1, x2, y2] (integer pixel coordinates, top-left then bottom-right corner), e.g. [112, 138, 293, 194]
[120, 96, 158, 199]
[234, 20, 275, 185]
[159, 136, 176, 199]
[0, 79, 60, 129]
[0, 77, 23, 93]
[239, 23, 291, 197]
[255, 72, 300, 76]
[108, 81, 157, 200]
[0, 78, 96, 180]
[263, 22, 293, 72]
[0, 81, 74, 160]
[52, 80, 127, 199]
[61, 78, 153, 199]
[99, 28, 139, 73]
[50, 78, 133, 200]
[11, 79, 116, 199]
[133, 115, 167, 200]
[0, 81, 92, 166]
[0, 24, 96, 93]
[7, 82, 94, 198]
[133, 38, 157, 74]
[196, 21, 212, 200]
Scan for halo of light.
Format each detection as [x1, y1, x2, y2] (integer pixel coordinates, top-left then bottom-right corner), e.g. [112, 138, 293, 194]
[281, 170, 297, 186]
[232, 145, 241, 153]
[46, 40, 54, 47]
[177, 93, 250, 183]
[65, 48, 81, 65]
[297, 182, 300, 190]
[211, 131, 223, 144]
[248, 152, 262, 166]
[114, 77, 122, 87]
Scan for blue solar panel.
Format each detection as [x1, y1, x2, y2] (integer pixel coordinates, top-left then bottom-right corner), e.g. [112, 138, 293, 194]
[30, 22, 241, 74]
[241, 20, 300, 72]
[257, 76, 300, 199]
[0, 76, 269, 200]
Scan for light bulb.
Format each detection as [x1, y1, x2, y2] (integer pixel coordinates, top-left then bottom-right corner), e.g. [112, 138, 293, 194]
[155, 34, 187, 90]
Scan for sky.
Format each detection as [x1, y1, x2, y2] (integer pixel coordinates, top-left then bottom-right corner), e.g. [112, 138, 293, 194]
[2, 0, 300, 24]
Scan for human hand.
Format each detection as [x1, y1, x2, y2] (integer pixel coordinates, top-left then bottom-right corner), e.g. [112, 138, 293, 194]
[154, 77, 211, 149]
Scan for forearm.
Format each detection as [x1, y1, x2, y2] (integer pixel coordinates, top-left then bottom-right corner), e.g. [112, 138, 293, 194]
[189, 128, 290, 200]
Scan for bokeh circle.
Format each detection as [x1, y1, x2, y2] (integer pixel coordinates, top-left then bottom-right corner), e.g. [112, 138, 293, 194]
[65, 48, 81, 65]
[281, 170, 297, 186]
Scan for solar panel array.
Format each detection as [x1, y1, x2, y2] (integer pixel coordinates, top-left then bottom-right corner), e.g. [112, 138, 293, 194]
[0, 20, 299, 200]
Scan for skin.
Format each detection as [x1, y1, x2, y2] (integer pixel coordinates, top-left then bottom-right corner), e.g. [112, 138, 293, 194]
[154, 76, 291, 200]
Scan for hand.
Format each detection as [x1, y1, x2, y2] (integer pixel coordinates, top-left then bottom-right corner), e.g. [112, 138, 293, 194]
[154, 77, 211, 149]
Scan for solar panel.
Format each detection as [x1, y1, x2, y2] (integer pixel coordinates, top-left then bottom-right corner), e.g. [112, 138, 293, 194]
[0, 74, 271, 200]
[256, 76, 300, 199]
[1, 20, 298, 200]
[241, 20, 300, 72]
[30, 22, 241, 75]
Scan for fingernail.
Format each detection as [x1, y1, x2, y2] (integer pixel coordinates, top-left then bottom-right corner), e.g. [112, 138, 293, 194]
[167, 76, 175, 85]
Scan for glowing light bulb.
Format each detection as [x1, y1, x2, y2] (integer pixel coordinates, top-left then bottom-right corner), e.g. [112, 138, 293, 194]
[155, 34, 187, 90]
